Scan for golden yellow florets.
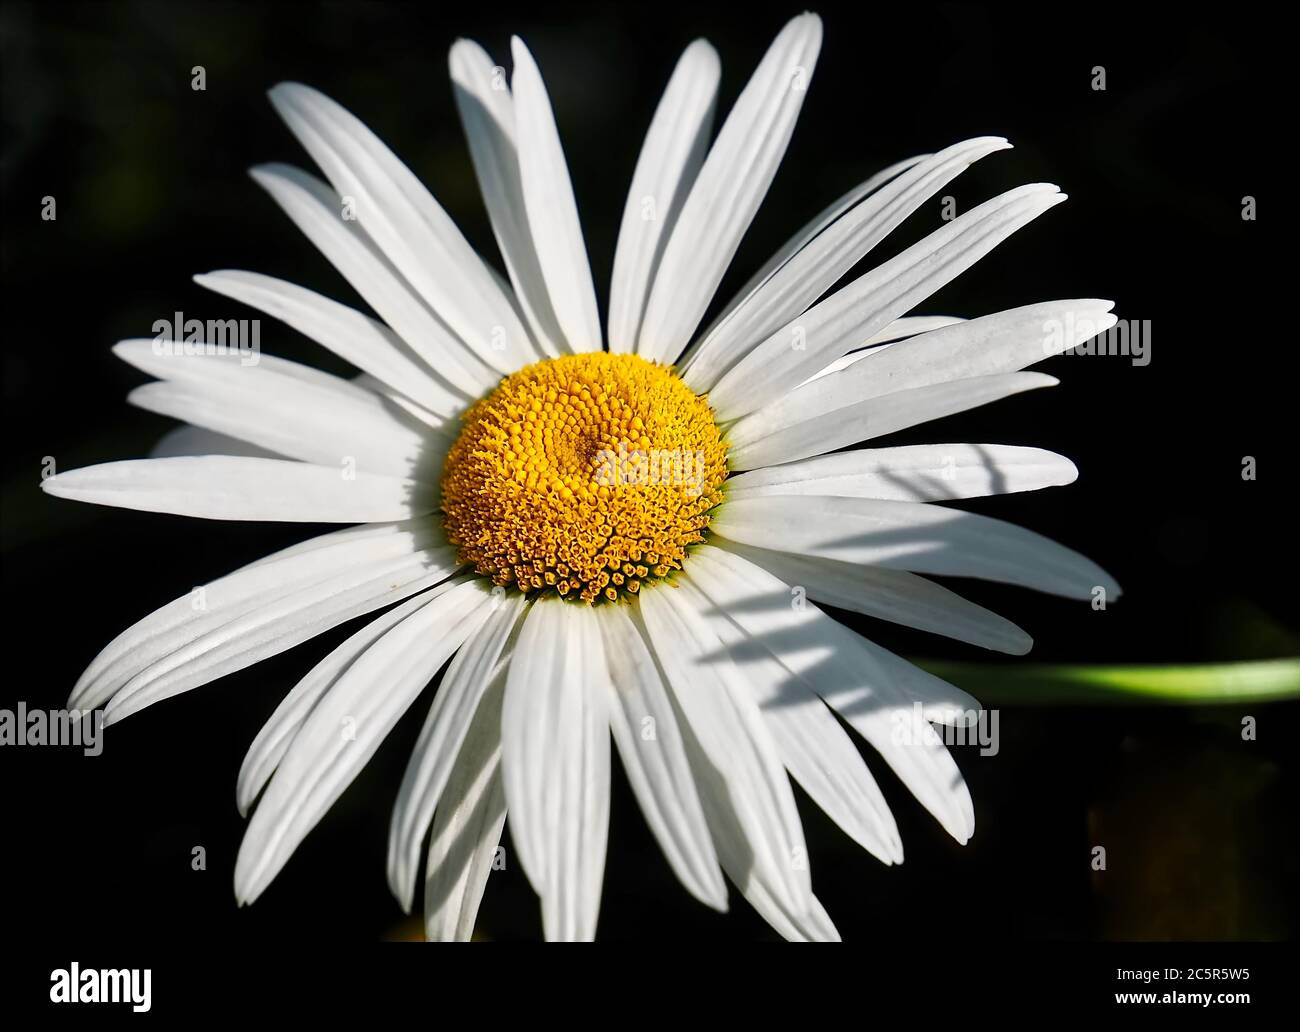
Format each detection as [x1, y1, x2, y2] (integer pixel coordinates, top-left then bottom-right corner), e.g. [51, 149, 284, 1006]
[440, 352, 728, 603]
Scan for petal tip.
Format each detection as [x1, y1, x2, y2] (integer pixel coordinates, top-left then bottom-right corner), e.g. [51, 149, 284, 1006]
[1008, 634, 1034, 657]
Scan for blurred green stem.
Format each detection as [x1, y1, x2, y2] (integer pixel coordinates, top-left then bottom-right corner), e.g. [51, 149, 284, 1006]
[914, 657, 1300, 705]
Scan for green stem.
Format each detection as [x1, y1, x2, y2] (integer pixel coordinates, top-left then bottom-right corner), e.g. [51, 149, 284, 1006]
[911, 657, 1300, 705]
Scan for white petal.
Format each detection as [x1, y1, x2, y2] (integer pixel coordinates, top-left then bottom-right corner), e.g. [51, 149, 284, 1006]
[150, 425, 279, 460]
[728, 372, 1058, 469]
[721, 539, 1032, 655]
[608, 39, 719, 352]
[250, 163, 495, 395]
[792, 296, 1114, 399]
[103, 546, 460, 725]
[126, 333, 381, 404]
[682, 137, 1010, 392]
[242, 516, 441, 568]
[128, 377, 434, 480]
[712, 494, 1121, 599]
[388, 591, 527, 911]
[708, 184, 1067, 418]
[686, 546, 976, 842]
[42, 456, 432, 524]
[195, 271, 467, 418]
[735, 880, 841, 943]
[500, 599, 610, 940]
[351, 374, 447, 432]
[691, 592, 904, 865]
[637, 13, 823, 363]
[638, 579, 812, 914]
[594, 604, 727, 910]
[693, 546, 989, 728]
[726, 444, 1078, 502]
[234, 578, 497, 905]
[114, 340, 436, 479]
[863, 315, 968, 346]
[797, 315, 970, 386]
[684, 155, 924, 370]
[67, 521, 440, 710]
[237, 590, 435, 817]
[822, 299, 1116, 395]
[423, 684, 508, 942]
[663, 682, 840, 941]
[509, 38, 602, 352]
[268, 82, 536, 372]
[449, 39, 566, 357]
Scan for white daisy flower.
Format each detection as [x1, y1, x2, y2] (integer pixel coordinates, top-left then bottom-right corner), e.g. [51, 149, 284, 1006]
[44, 12, 1119, 941]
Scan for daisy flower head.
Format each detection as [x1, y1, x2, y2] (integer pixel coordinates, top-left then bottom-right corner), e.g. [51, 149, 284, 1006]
[44, 11, 1120, 941]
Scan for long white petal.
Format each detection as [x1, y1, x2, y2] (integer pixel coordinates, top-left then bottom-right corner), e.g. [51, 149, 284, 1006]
[692, 546, 989, 728]
[728, 372, 1058, 469]
[682, 137, 1010, 392]
[594, 604, 727, 910]
[638, 579, 812, 914]
[725, 444, 1078, 502]
[234, 577, 496, 905]
[423, 681, 509, 942]
[784, 296, 1114, 403]
[691, 592, 903, 865]
[128, 378, 437, 481]
[712, 494, 1121, 599]
[665, 682, 840, 941]
[388, 592, 527, 911]
[683, 156, 924, 371]
[708, 184, 1067, 418]
[42, 456, 432, 524]
[237, 590, 436, 817]
[797, 315, 970, 386]
[637, 13, 823, 363]
[122, 334, 381, 404]
[195, 271, 467, 418]
[250, 163, 495, 395]
[66, 522, 441, 710]
[721, 539, 1032, 655]
[509, 38, 602, 352]
[449, 39, 566, 356]
[814, 298, 1116, 396]
[864, 314, 967, 345]
[608, 40, 719, 352]
[149, 425, 279, 460]
[500, 599, 610, 940]
[114, 341, 436, 480]
[736, 882, 841, 943]
[103, 547, 461, 725]
[686, 546, 977, 842]
[268, 82, 536, 371]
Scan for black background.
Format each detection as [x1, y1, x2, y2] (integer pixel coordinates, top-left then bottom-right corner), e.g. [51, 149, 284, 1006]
[1, 0, 1295, 957]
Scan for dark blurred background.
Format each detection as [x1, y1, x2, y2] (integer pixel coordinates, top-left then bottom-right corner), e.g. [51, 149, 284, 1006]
[1, 0, 1294, 943]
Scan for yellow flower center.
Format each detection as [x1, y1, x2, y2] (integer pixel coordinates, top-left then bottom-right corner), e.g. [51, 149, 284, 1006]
[440, 352, 728, 603]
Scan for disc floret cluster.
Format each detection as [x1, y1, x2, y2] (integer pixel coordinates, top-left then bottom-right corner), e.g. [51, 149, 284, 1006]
[440, 352, 729, 603]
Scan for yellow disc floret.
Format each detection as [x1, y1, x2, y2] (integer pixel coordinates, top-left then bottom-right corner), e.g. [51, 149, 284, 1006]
[440, 352, 728, 603]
